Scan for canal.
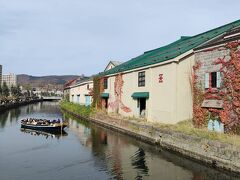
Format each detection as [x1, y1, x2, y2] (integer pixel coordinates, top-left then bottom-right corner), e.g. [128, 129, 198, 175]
[0, 101, 238, 180]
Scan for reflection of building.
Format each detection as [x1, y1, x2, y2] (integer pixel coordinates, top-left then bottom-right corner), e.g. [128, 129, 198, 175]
[2, 73, 17, 87]
[69, 118, 92, 147]
[68, 117, 199, 179]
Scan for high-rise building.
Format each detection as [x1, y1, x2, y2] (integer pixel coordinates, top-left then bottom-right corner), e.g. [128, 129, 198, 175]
[0, 65, 2, 85]
[2, 73, 17, 87]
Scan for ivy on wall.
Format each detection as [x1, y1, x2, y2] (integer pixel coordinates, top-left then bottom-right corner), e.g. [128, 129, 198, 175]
[192, 61, 209, 127]
[92, 76, 104, 109]
[193, 41, 240, 133]
[217, 41, 240, 133]
[108, 73, 131, 113]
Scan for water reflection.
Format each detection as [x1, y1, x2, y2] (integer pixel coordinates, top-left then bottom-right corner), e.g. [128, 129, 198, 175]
[0, 108, 21, 128]
[0, 102, 239, 180]
[67, 115, 240, 180]
[0, 101, 61, 129]
[131, 148, 149, 179]
[0, 111, 9, 128]
[20, 128, 68, 139]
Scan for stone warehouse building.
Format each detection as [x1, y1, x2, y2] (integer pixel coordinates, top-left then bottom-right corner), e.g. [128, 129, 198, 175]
[66, 61, 122, 106]
[63, 77, 81, 101]
[69, 77, 93, 106]
[98, 20, 240, 124]
[193, 26, 240, 131]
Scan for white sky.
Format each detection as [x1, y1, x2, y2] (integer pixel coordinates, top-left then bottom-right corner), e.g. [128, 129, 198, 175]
[0, 0, 239, 76]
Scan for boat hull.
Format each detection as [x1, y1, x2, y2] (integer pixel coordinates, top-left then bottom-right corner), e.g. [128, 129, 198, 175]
[21, 124, 67, 132]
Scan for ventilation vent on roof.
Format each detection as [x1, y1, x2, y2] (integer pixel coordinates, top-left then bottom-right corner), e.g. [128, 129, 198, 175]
[180, 36, 191, 40]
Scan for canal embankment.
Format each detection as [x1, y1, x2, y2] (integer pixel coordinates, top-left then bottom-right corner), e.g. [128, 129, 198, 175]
[0, 98, 43, 112]
[60, 101, 240, 176]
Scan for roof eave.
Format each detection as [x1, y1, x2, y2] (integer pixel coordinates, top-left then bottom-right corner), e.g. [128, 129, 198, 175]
[69, 80, 93, 88]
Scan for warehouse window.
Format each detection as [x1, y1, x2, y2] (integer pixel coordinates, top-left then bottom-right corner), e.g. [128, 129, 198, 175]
[205, 72, 221, 89]
[138, 71, 145, 87]
[104, 78, 108, 89]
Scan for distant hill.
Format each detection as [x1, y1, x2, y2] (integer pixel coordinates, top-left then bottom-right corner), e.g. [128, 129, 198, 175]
[17, 74, 80, 89]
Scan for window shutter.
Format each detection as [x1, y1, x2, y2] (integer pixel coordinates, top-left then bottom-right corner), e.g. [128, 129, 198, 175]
[204, 73, 209, 89]
[217, 72, 221, 88]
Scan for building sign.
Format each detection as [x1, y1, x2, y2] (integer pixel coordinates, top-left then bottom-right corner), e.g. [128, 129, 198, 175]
[159, 74, 163, 83]
[201, 99, 223, 109]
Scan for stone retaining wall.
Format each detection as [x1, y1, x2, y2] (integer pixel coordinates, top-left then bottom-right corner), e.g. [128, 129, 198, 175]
[0, 99, 43, 112]
[62, 107, 240, 176]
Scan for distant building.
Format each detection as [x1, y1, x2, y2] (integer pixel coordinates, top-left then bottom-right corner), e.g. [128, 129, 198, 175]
[2, 73, 17, 87]
[104, 61, 122, 72]
[0, 65, 2, 85]
[63, 77, 82, 101]
[69, 77, 93, 106]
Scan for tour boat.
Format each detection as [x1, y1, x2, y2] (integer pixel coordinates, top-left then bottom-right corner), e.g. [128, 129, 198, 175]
[21, 118, 68, 132]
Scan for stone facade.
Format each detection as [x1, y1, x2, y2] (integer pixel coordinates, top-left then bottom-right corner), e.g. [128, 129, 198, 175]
[103, 53, 194, 124]
[193, 28, 240, 132]
[99, 20, 240, 125]
[194, 47, 230, 90]
[69, 79, 93, 106]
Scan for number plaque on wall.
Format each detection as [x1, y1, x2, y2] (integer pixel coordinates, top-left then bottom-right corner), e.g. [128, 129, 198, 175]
[201, 99, 223, 108]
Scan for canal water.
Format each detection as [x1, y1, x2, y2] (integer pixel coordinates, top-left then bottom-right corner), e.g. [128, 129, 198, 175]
[0, 101, 238, 180]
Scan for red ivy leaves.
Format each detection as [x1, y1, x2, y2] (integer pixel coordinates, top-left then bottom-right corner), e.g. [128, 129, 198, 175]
[192, 61, 209, 127]
[193, 41, 240, 133]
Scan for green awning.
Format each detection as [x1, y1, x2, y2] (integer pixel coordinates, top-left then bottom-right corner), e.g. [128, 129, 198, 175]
[131, 92, 149, 99]
[101, 93, 109, 98]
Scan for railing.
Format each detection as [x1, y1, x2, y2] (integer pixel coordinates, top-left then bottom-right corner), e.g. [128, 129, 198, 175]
[42, 96, 62, 100]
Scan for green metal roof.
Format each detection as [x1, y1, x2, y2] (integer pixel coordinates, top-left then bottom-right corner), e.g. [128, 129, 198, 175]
[131, 92, 149, 99]
[101, 19, 240, 76]
[101, 93, 109, 98]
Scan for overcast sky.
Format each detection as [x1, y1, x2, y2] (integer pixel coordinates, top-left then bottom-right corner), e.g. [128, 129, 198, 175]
[0, 0, 239, 76]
